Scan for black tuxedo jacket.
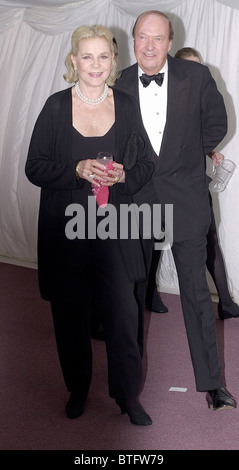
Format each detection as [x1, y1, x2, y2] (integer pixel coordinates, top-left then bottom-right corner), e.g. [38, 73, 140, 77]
[114, 54, 227, 241]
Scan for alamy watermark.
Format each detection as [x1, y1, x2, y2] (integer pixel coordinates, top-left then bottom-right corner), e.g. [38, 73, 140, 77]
[65, 196, 173, 250]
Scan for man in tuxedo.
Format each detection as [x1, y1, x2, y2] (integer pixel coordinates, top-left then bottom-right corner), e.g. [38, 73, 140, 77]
[115, 10, 236, 410]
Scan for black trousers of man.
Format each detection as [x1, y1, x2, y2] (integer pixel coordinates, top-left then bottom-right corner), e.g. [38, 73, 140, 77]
[138, 235, 223, 391]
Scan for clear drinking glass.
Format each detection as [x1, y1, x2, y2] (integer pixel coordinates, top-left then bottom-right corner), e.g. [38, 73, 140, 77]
[209, 159, 236, 192]
[96, 152, 113, 166]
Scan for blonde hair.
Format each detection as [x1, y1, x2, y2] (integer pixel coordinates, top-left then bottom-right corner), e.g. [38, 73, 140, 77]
[64, 24, 120, 86]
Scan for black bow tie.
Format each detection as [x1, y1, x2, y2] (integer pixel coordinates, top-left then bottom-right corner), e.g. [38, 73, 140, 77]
[140, 72, 164, 87]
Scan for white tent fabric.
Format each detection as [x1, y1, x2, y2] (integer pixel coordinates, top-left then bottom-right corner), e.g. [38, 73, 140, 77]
[0, 0, 238, 301]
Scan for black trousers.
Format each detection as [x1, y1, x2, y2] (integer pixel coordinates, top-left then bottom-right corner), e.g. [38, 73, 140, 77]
[51, 238, 142, 401]
[171, 237, 223, 391]
[139, 236, 223, 391]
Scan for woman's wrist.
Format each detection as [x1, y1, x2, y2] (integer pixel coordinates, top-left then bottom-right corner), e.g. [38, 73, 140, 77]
[76, 161, 81, 179]
[117, 170, 125, 183]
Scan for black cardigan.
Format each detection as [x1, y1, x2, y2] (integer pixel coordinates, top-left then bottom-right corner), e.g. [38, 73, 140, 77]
[25, 86, 156, 300]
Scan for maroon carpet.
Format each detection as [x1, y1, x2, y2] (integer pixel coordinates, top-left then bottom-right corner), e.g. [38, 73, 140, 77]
[1, 262, 239, 457]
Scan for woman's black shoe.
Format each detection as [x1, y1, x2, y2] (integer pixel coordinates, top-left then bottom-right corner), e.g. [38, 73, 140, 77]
[218, 300, 239, 320]
[115, 398, 152, 426]
[66, 393, 86, 419]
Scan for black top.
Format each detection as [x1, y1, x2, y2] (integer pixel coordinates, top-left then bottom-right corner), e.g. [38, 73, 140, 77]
[72, 124, 116, 201]
[72, 124, 116, 159]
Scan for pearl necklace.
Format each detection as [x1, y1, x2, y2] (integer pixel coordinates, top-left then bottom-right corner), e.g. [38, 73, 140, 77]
[75, 81, 108, 106]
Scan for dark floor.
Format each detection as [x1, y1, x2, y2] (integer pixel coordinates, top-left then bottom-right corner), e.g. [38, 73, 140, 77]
[1, 262, 239, 465]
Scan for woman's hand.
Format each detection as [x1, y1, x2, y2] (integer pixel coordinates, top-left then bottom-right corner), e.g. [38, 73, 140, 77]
[103, 162, 125, 186]
[76, 159, 109, 186]
[76, 160, 125, 186]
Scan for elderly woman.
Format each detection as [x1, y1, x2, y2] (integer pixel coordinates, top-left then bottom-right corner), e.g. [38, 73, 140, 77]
[25, 24, 156, 425]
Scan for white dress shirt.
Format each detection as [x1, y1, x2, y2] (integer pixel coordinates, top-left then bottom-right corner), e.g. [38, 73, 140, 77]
[138, 61, 168, 156]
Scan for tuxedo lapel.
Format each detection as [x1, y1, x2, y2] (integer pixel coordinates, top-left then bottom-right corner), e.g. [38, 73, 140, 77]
[115, 63, 140, 104]
[158, 55, 191, 166]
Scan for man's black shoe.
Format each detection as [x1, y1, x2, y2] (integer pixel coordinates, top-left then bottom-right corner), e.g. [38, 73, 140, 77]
[206, 387, 237, 410]
[146, 288, 168, 313]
